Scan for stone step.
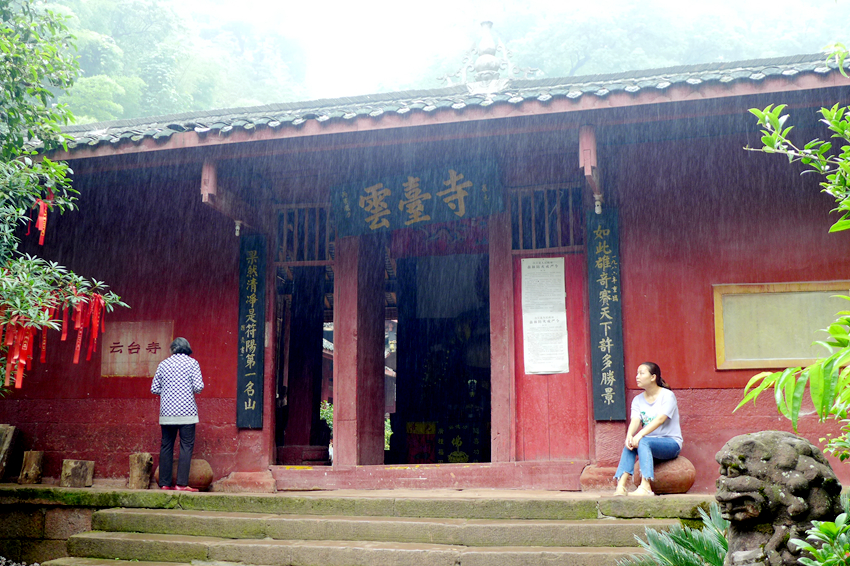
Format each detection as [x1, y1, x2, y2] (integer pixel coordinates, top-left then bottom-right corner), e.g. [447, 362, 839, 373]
[93, 507, 676, 547]
[64, 531, 646, 566]
[172, 491, 710, 521]
[0, 484, 713, 522]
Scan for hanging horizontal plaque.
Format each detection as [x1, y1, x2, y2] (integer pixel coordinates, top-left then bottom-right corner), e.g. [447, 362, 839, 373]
[101, 321, 173, 377]
[331, 162, 502, 237]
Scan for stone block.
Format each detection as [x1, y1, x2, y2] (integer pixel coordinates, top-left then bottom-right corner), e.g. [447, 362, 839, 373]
[0, 509, 44, 538]
[579, 464, 617, 491]
[19, 451, 44, 484]
[0, 539, 22, 561]
[634, 455, 696, 494]
[20, 539, 67, 563]
[210, 470, 276, 493]
[0, 425, 17, 479]
[154, 458, 213, 490]
[44, 508, 92, 539]
[60, 459, 94, 488]
[598, 494, 711, 519]
[128, 452, 153, 490]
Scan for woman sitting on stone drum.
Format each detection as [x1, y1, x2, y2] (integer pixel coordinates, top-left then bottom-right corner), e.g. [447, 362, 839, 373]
[614, 362, 682, 496]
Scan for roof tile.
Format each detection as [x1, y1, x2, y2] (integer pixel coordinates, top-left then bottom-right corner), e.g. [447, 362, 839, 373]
[51, 52, 849, 152]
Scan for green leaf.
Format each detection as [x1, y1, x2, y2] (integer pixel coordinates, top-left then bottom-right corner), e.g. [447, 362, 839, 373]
[810, 363, 826, 419]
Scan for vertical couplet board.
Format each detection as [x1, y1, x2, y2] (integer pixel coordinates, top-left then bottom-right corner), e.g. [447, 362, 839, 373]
[587, 210, 626, 420]
[237, 234, 266, 429]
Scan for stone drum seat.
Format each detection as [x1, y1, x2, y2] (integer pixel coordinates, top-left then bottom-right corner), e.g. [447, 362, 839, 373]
[634, 455, 696, 494]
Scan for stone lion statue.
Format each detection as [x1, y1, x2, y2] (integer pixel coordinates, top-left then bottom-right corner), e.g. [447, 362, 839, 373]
[716, 431, 842, 566]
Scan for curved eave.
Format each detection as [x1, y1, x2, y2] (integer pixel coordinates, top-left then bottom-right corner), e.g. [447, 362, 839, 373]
[48, 60, 850, 162]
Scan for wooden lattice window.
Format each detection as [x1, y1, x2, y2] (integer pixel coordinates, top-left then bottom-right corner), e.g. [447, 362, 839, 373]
[277, 204, 335, 266]
[510, 185, 584, 252]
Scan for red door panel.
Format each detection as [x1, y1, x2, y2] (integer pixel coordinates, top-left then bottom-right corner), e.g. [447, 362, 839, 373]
[513, 253, 590, 460]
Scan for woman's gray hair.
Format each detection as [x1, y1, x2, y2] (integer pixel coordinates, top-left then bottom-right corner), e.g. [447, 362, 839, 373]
[170, 337, 192, 355]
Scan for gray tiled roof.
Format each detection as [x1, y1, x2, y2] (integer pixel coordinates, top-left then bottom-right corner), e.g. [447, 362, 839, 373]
[60, 53, 846, 152]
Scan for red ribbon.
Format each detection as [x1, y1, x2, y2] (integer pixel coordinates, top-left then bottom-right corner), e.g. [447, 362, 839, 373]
[61, 304, 68, 341]
[86, 295, 103, 361]
[6, 326, 25, 388]
[35, 199, 48, 246]
[73, 327, 83, 365]
[3, 324, 18, 387]
[21, 327, 33, 375]
[74, 301, 83, 330]
[40, 328, 47, 364]
[0, 306, 6, 346]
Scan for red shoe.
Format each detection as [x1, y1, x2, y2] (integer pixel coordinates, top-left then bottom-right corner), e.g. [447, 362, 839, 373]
[174, 485, 198, 492]
[160, 486, 173, 490]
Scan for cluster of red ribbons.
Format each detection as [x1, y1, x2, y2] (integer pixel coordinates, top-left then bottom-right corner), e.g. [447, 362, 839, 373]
[1, 293, 106, 389]
[2, 316, 35, 389]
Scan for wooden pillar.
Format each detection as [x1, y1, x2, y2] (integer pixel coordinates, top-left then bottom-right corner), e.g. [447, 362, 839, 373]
[284, 267, 326, 446]
[489, 212, 515, 462]
[333, 234, 386, 466]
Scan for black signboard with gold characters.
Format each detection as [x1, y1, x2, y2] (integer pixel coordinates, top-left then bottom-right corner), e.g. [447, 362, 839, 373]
[237, 234, 265, 429]
[331, 162, 502, 237]
[587, 210, 627, 420]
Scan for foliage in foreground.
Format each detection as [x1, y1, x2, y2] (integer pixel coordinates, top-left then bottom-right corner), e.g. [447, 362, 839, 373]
[735, 45, 850, 459]
[793, 511, 850, 566]
[617, 502, 728, 566]
[0, 0, 126, 392]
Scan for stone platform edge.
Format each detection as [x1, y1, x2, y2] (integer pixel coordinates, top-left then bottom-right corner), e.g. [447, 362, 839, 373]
[0, 483, 714, 564]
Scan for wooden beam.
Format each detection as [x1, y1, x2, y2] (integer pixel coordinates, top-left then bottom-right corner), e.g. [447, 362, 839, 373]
[201, 158, 217, 203]
[579, 126, 602, 212]
[199, 159, 267, 232]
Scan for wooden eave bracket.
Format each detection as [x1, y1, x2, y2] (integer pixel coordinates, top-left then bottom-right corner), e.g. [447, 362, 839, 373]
[579, 125, 603, 213]
[201, 159, 268, 234]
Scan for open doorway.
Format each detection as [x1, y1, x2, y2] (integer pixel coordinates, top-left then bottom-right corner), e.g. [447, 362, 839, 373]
[388, 253, 491, 464]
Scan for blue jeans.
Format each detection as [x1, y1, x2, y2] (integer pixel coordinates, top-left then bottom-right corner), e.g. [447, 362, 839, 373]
[614, 436, 680, 481]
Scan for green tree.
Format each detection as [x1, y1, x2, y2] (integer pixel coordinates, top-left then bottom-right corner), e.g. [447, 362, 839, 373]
[59, 74, 126, 122]
[0, 0, 125, 392]
[736, 46, 850, 459]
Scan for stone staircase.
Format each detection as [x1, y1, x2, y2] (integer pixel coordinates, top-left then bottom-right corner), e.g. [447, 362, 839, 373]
[42, 491, 710, 566]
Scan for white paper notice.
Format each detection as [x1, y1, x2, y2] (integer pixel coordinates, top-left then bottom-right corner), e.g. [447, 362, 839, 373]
[521, 258, 569, 374]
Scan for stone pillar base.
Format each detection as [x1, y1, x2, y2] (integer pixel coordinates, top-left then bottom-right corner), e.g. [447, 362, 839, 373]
[211, 470, 276, 493]
[580, 465, 617, 491]
[277, 445, 329, 465]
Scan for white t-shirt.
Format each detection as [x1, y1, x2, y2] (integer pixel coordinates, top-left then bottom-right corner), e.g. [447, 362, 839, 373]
[631, 388, 683, 448]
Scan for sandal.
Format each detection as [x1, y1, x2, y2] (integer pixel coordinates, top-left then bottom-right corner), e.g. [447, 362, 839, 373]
[614, 485, 628, 496]
[628, 485, 655, 497]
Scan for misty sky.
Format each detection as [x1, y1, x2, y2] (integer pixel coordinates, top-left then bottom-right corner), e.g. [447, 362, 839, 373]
[176, 0, 850, 100]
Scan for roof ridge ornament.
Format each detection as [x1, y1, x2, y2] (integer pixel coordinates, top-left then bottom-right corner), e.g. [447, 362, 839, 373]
[438, 21, 539, 95]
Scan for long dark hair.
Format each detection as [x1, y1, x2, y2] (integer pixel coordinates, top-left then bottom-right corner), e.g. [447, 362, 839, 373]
[641, 361, 669, 389]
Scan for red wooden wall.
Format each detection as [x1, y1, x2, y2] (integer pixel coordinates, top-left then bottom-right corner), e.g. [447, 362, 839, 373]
[0, 167, 270, 480]
[614, 132, 850, 490]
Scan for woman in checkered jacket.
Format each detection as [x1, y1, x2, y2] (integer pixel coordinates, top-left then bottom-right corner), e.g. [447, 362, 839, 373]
[151, 337, 205, 491]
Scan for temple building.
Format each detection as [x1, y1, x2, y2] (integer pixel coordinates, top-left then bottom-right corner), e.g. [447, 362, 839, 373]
[2, 27, 850, 491]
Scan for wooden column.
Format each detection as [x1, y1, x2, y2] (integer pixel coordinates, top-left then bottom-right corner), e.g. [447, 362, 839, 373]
[333, 234, 386, 466]
[489, 211, 515, 462]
